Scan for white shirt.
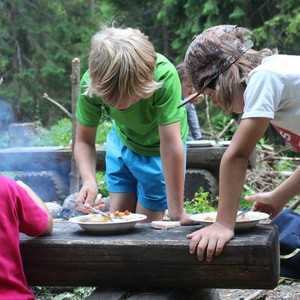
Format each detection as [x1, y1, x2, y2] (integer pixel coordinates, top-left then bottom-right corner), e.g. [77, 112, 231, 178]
[243, 55, 300, 150]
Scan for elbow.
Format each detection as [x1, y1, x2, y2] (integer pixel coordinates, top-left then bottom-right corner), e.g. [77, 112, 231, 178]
[42, 218, 54, 236]
[222, 149, 249, 168]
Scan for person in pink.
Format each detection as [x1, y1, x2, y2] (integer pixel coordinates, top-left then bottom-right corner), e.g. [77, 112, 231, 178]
[0, 176, 53, 300]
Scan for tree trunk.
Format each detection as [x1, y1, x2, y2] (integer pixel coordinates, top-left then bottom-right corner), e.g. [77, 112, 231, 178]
[69, 58, 81, 194]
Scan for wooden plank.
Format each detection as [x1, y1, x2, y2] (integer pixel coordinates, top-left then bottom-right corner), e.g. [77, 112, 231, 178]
[20, 222, 279, 289]
[0, 145, 255, 173]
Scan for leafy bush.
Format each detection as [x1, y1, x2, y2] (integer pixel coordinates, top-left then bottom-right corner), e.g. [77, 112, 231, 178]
[96, 172, 109, 197]
[31, 118, 112, 147]
[184, 188, 217, 214]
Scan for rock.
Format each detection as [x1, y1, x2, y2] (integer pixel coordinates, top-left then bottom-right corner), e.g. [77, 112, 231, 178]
[45, 202, 62, 218]
[57, 193, 110, 220]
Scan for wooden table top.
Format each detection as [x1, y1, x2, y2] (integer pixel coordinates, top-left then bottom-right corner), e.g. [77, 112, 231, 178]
[20, 221, 279, 289]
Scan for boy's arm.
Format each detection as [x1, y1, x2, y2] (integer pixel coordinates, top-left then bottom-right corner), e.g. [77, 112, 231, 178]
[159, 122, 193, 224]
[189, 117, 271, 261]
[16, 181, 53, 235]
[74, 122, 99, 206]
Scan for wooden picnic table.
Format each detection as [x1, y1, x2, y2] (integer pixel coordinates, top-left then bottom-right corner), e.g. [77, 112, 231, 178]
[20, 221, 279, 290]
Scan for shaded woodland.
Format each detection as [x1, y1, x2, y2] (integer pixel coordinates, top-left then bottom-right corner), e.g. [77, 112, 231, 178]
[1, 0, 300, 127]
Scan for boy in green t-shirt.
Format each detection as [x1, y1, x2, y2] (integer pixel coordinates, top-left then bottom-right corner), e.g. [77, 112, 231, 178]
[75, 25, 193, 224]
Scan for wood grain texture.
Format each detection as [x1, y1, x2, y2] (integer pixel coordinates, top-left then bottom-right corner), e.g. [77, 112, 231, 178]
[20, 222, 279, 289]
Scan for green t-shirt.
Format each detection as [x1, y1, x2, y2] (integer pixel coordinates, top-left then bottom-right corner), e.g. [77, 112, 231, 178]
[76, 53, 188, 156]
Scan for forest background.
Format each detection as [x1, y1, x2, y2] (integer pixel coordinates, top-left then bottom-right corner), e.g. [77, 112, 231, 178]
[1, 0, 300, 133]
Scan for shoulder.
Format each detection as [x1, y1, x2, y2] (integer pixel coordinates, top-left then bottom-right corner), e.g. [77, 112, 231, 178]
[155, 53, 179, 82]
[248, 55, 300, 79]
[80, 69, 90, 85]
[0, 176, 17, 195]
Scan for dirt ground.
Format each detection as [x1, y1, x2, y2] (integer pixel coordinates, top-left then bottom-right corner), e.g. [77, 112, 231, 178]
[217, 278, 300, 300]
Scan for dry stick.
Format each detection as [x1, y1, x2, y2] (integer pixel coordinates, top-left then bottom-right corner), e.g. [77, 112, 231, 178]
[0, 77, 3, 86]
[289, 198, 300, 210]
[42, 93, 73, 120]
[217, 118, 236, 139]
[244, 278, 285, 300]
[205, 95, 215, 139]
[69, 57, 81, 194]
[217, 119, 236, 139]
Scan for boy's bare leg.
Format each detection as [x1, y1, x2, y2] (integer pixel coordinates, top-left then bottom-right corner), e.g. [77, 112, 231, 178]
[136, 202, 165, 222]
[109, 191, 137, 213]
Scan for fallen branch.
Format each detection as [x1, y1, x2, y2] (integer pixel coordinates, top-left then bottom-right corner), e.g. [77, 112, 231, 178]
[204, 95, 215, 139]
[217, 118, 237, 139]
[244, 278, 285, 300]
[42, 93, 73, 120]
[289, 198, 300, 210]
[260, 170, 292, 177]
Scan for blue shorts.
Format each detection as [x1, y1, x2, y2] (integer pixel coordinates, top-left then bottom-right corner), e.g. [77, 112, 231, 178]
[105, 127, 187, 211]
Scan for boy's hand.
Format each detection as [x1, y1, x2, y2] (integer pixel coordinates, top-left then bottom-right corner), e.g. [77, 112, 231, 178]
[189, 92, 204, 105]
[179, 212, 200, 225]
[76, 180, 105, 212]
[245, 192, 283, 219]
[187, 222, 234, 262]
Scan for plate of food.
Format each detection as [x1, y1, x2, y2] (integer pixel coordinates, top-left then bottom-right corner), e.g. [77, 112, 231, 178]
[69, 212, 147, 233]
[187, 140, 216, 147]
[217, 140, 231, 146]
[189, 211, 270, 231]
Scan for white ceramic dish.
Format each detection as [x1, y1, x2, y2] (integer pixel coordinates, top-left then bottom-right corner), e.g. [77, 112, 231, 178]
[69, 213, 147, 233]
[187, 140, 216, 147]
[189, 211, 269, 231]
[218, 140, 231, 146]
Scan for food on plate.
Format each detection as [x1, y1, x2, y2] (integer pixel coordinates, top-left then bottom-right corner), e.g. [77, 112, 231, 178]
[204, 215, 250, 222]
[113, 210, 131, 217]
[81, 211, 132, 223]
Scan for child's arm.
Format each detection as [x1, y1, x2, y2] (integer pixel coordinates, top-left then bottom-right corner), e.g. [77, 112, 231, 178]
[246, 165, 300, 218]
[74, 122, 100, 208]
[188, 117, 271, 261]
[16, 181, 53, 235]
[159, 122, 193, 224]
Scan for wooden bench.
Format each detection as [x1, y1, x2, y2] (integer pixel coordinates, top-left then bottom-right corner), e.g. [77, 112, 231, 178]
[20, 221, 279, 294]
[0, 145, 256, 201]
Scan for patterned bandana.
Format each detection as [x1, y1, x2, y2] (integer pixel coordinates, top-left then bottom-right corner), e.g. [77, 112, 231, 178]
[184, 25, 253, 94]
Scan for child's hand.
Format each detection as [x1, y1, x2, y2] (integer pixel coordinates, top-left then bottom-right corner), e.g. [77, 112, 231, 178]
[189, 92, 204, 105]
[187, 222, 234, 262]
[76, 180, 100, 213]
[178, 212, 199, 225]
[245, 192, 284, 219]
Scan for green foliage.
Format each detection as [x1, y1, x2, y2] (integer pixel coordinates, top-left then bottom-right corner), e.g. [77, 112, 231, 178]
[1, 0, 300, 127]
[96, 172, 109, 198]
[184, 188, 217, 214]
[30, 286, 95, 300]
[30, 117, 112, 147]
[31, 119, 72, 147]
[95, 119, 112, 145]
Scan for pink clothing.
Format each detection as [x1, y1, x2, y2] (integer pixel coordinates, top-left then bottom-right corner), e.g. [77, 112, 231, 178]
[0, 176, 48, 300]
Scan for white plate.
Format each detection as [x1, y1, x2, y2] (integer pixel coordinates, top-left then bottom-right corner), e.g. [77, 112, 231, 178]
[69, 213, 147, 233]
[218, 140, 231, 146]
[189, 211, 269, 231]
[187, 140, 216, 147]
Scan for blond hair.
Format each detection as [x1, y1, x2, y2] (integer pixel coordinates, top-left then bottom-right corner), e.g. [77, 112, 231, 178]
[84, 26, 163, 106]
[214, 47, 278, 112]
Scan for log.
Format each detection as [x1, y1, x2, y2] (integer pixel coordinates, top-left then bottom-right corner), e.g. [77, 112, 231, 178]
[20, 222, 279, 289]
[69, 57, 80, 194]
